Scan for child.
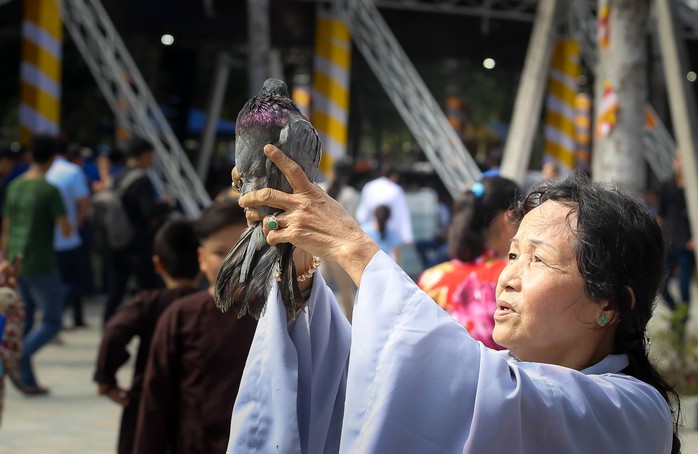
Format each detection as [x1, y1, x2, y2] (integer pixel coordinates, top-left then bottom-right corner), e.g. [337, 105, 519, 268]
[134, 200, 257, 454]
[361, 204, 402, 264]
[93, 219, 200, 454]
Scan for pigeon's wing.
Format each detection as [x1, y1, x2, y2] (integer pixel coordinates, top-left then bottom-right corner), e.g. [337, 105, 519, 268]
[287, 117, 322, 181]
[267, 114, 322, 194]
[235, 132, 270, 198]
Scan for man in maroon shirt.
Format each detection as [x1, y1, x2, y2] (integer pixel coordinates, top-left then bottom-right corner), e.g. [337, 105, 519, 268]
[93, 219, 200, 454]
[134, 200, 257, 454]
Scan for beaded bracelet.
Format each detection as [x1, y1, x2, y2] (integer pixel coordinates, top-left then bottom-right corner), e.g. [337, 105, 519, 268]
[274, 256, 322, 284]
[297, 256, 321, 283]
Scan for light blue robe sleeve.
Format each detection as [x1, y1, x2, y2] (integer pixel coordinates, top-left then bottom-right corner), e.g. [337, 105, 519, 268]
[228, 250, 673, 454]
[227, 271, 351, 454]
[342, 251, 673, 454]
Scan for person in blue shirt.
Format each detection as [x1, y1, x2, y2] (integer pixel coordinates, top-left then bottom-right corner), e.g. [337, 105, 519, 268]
[47, 137, 91, 328]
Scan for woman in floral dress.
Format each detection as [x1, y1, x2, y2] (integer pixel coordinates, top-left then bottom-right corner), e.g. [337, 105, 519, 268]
[418, 177, 519, 349]
[0, 258, 25, 427]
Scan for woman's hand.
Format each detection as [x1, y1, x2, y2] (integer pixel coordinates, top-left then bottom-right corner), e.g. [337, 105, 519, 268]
[238, 144, 379, 286]
[0, 254, 21, 289]
[232, 165, 316, 293]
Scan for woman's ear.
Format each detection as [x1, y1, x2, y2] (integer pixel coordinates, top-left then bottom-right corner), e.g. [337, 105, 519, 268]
[598, 299, 619, 326]
[597, 287, 635, 327]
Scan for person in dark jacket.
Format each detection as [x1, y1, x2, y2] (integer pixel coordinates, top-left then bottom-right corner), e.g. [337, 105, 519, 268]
[658, 152, 695, 336]
[102, 138, 172, 323]
[93, 219, 200, 454]
[134, 199, 257, 454]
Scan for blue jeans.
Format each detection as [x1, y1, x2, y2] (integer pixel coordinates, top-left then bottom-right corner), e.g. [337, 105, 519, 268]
[661, 249, 696, 311]
[17, 272, 65, 387]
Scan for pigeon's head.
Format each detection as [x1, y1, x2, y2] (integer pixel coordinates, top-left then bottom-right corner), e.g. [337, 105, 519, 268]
[260, 78, 290, 99]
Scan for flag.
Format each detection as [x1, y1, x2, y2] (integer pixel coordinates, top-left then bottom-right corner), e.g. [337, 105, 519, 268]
[445, 95, 465, 139]
[574, 93, 592, 173]
[595, 80, 618, 138]
[598, 3, 610, 50]
[644, 107, 657, 131]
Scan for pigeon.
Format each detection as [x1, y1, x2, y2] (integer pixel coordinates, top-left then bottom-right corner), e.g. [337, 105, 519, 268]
[215, 78, 322, 320]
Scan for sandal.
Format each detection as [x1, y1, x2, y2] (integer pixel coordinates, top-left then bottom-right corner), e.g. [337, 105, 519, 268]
[21, 385, 50, 396]
[7, 369, 49, 396]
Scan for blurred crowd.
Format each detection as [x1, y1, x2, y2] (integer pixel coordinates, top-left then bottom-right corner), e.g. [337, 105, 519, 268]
[0, 133, 693, 451]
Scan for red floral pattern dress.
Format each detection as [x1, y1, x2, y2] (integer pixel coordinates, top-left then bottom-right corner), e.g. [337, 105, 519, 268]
[418, 250, 506, 350]
[0, 297, 25, 427]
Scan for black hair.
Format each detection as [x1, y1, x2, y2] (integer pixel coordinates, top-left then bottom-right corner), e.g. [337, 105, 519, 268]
[510, 171, 681, 454]
[108, 148, 125, 165]
[374, 205, 391, 240]
[55, 134, 69, 156]
[126, 138, 154, 158]
[326, 158, 354, 200]
[448, 176, 520, 262]
[29, 134, 59, 164]
[153, 219, 200, 279]
[194, 199, 246, 242]
[0, 145, 17, 161]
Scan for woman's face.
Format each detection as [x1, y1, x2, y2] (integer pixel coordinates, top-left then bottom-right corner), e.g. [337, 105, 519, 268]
[493, 200, 609, 369]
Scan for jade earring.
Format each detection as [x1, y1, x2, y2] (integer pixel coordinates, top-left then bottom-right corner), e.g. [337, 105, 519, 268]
[598, 314, 609, 326]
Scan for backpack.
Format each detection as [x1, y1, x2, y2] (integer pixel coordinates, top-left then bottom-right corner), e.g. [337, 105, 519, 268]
[91, 169, 146, 251]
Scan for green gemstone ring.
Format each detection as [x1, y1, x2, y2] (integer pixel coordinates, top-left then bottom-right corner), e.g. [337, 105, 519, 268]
[267, 215, 279, 230]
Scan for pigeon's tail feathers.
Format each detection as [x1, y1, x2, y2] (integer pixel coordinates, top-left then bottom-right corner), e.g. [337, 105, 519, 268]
[215, 225, 255, 313]
[239, 225, 267, 281]
[241, 245, 280, 319]
[215, 223, 279, 320]
[277, 244, 304, 320]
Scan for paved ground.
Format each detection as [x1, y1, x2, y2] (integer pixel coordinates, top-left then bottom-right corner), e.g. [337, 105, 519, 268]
[1, 299, 130, 453]
[1, 298, 698, 453]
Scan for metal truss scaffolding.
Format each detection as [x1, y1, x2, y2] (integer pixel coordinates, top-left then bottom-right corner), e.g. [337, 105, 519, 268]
[339, 0, 483, 197]
[58, 0, 211, 218]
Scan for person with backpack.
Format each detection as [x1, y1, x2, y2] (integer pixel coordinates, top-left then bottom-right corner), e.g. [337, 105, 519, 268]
[101, 138, 170, 324]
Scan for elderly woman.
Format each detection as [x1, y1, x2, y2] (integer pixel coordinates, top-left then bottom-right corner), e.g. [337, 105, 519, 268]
[226, 145, 681, 453]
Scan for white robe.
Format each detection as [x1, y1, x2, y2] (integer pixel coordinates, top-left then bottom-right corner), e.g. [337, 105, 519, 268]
[228, 251, 673, 453]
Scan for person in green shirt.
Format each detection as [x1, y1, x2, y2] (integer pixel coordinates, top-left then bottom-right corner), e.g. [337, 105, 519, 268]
[2, 134, 71, 395]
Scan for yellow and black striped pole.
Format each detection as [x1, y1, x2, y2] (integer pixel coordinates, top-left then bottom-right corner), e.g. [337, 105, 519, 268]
[574, 92, 592, 174]
[20, 0, 63, 145]
[311, 7, 351, 174]
[543, 38, 580, 174]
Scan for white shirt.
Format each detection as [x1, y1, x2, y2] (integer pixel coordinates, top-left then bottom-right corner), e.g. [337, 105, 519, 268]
[355, 177, 414, 245]
[46, 156, 90, 251]
[228, 251, 673, 454]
